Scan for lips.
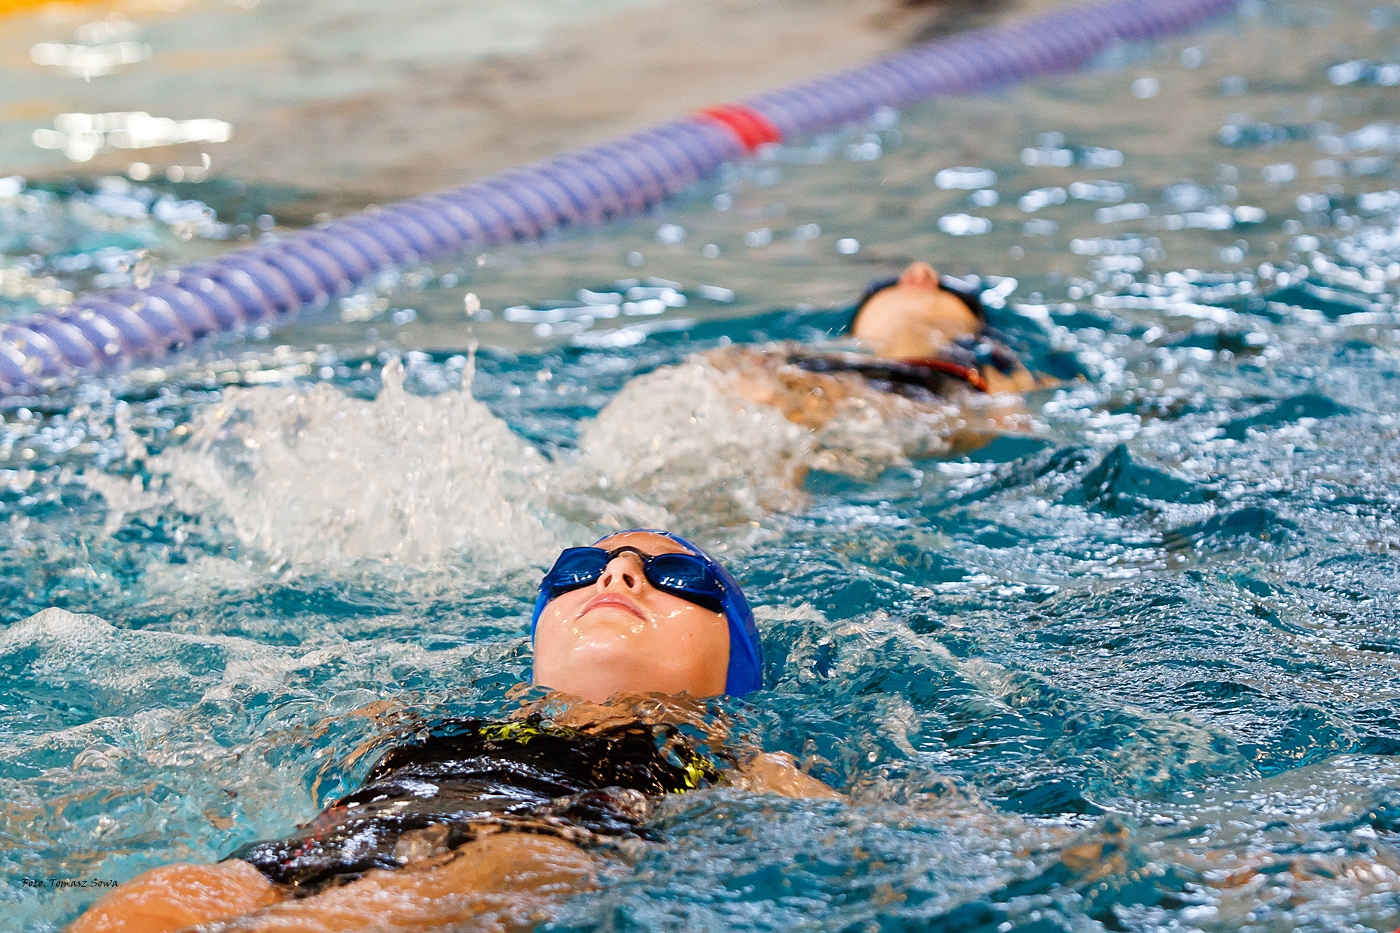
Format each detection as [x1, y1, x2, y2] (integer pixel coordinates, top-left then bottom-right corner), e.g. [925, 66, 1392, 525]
[579, 593, 647, 621]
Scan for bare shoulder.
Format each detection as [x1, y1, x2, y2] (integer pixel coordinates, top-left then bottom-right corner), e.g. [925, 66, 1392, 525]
[701, 343, 865, 432]
[190, 833, 600, 933]
[731, 751, 842, 800]
[65, 860, 280, 933]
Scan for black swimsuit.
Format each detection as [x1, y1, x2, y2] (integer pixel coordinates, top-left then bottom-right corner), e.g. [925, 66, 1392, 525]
[228, 715, 724, 896]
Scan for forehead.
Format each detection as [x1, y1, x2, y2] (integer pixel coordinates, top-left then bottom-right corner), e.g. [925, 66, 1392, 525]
[594, 531, 693, 556]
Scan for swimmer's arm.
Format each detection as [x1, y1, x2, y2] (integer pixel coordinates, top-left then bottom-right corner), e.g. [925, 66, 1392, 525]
[65, 859, 282, 933]
[189, 834, 597, 933]
[733, 751, 842, 800]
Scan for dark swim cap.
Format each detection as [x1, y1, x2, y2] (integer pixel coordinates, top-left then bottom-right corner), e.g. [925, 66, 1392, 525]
[529, 530, 763, 696]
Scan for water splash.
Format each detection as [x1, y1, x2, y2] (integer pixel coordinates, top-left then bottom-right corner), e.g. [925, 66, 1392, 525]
[139, 358, 564, 574]
[576, 357, 811, 529]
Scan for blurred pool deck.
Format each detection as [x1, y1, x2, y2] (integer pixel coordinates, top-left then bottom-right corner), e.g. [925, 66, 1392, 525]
[0, 0, 1053, 222]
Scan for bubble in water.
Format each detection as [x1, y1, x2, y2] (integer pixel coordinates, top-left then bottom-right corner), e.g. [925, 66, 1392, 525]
[654, 223, 685, 244]
[1094, 203, 1150, 224]
[1018, 187, 1067, 212]
[1262, 162, 1298, 184]
[1070, 180, 1128, 202]
[1021, 145, 1074, 167]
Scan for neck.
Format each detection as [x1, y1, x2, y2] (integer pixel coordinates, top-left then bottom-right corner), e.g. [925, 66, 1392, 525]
[514, 690, 728, 735]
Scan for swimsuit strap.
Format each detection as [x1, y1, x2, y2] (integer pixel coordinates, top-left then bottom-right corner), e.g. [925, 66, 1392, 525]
[897, 358, 990, 392]
[788, 352, 990, 393]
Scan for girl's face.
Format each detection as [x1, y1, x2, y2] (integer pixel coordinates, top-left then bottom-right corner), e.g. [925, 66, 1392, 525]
[851, 261, 982, 360]
[531, 532, 731, 703]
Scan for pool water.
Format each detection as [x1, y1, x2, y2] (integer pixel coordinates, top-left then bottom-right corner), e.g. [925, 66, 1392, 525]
[5, 0, 1400, 929]
[0, 0, 663, 176]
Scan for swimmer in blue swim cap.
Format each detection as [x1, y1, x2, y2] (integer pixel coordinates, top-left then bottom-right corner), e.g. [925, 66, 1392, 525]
[531, 529, 764, 700]
[69, 531, 828, 933]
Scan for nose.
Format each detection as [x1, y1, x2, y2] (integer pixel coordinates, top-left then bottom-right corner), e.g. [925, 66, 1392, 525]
[598, 552, 647, 595]
[898, 261, 940, 291]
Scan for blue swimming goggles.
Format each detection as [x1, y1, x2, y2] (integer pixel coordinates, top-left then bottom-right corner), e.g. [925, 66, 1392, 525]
[531, 531, 764, 696]
[538, 545, 727, 612]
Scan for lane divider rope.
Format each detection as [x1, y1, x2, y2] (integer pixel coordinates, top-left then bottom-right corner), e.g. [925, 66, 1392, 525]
[0, 0, 1238, 394]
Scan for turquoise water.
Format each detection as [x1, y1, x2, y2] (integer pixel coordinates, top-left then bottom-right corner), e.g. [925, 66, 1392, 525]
[5, 0, 1400, 929]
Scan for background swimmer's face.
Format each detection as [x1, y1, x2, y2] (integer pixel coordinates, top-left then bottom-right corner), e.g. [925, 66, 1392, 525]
[531, 532, 731, 703]
[851, 261, 982, 360]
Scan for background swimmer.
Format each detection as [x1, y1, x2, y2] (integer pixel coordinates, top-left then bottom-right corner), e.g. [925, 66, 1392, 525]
[849, 260, 990, 362]
[68, 531, 834, 933]
[574, 261, 1051, 514]
[716, 260, 1044, 428]
[844, 260, 1040, 394]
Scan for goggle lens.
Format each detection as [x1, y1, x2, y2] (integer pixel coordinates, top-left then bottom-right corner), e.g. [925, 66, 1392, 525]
[540, 547, 726, 613]
[543, 548, 611, 589]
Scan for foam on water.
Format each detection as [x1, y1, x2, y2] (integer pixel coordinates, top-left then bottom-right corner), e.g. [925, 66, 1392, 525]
[107, 358, 564, 575]
[576, 357, 812, 527]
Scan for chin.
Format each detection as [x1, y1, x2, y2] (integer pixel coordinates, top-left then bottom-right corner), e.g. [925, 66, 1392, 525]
[537, 645, 670, 700]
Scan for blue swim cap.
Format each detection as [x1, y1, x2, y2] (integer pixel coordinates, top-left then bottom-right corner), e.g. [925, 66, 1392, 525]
[529, 530, 763, 696]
